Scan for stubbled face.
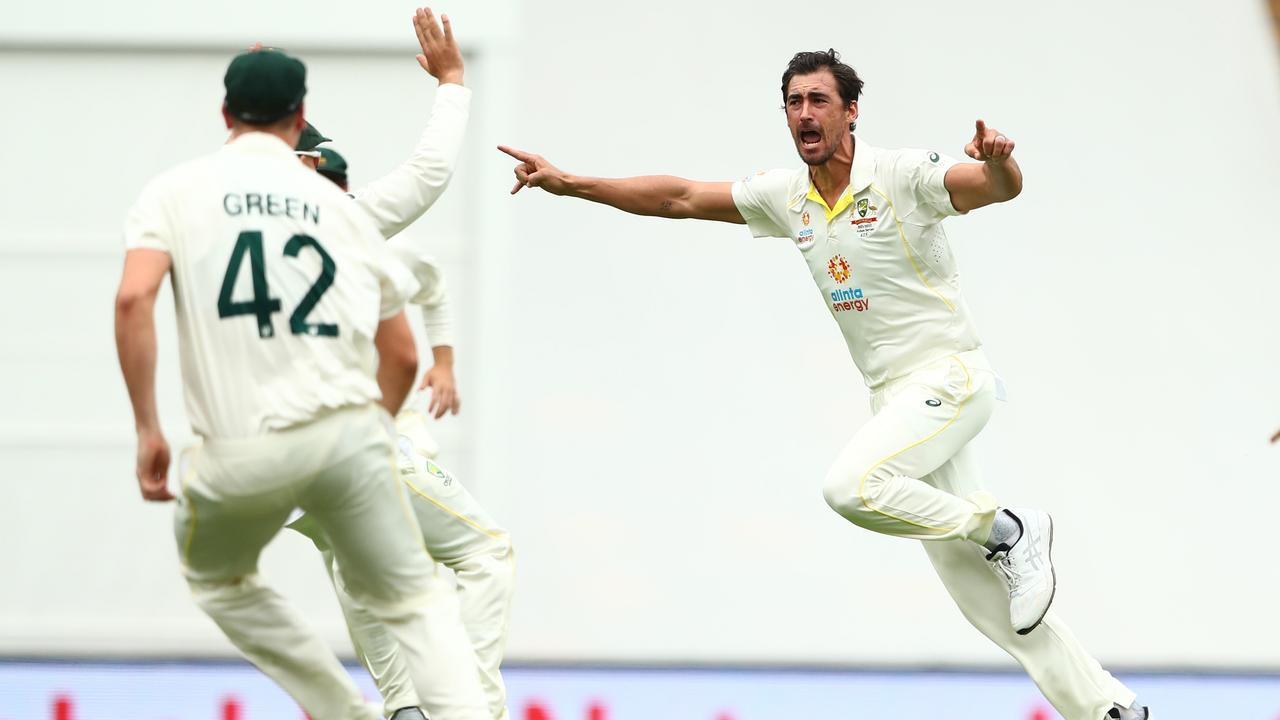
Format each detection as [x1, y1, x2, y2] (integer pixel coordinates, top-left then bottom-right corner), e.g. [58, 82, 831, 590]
[784, 69, 856, 166]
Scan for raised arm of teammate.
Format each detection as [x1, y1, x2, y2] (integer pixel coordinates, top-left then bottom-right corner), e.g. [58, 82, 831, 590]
[943, 119, 1023, 213]
[114, 248, 175, 502]
[413, 6, 463, 86]
[354, 7, 471, 239]
[497, 145, 746, 224]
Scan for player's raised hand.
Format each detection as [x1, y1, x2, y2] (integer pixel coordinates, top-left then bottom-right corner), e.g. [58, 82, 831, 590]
[964, 119, 1015, 162]
[498, 145, 569, 195]
[413, 7, 464, 86]
[136, 431, 174, 502]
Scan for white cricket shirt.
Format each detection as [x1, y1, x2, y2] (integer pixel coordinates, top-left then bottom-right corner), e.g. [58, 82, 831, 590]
[732, 137, 982, 388]
[125, 132, 417, 439]
[353, 83, 472, 347]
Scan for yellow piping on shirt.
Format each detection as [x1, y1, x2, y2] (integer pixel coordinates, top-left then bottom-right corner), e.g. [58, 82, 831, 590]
[856, 356, 972, 532]
[868, 184, 956, 314]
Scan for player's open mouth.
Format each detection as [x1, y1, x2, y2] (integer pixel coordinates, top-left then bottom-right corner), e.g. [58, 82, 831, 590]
[800, 130, 822, 147]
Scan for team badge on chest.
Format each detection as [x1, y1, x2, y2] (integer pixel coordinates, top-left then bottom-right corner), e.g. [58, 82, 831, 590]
[851, 197, 879, 238]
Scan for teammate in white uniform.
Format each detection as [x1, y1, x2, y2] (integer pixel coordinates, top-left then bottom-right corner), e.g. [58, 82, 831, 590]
[499, 50, 1148, 720]
[287, 11, 516, 720]
[114, 48, 491, 720]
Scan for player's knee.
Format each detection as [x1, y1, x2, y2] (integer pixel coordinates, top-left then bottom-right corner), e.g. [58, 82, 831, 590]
[458, 534, 516, 595]
[187, 573, 264, 613]
[822, 462, 887, 523]
[822, 463, 862, 517]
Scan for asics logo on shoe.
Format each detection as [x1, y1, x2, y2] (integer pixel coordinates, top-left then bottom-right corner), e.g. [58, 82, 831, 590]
[1022, 526, 1043, 572]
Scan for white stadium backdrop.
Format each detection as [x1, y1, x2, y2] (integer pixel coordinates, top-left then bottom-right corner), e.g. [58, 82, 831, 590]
[1, 0, 1278, 675]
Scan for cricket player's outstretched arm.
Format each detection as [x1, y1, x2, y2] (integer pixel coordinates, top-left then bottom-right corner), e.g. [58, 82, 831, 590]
[375, 310, 419, 416]
[943, 119, 1024, 213]
[498, 146, 746, 224]
[114, 248, 174, 502]
[354, 7, 471, 239]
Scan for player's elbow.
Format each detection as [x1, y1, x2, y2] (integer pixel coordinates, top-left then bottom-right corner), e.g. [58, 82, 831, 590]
[654, 177, 699, 219]
[114, 286, 154, 319]
[385, 340, 419, 379]
[1002, 177, 1023, 202]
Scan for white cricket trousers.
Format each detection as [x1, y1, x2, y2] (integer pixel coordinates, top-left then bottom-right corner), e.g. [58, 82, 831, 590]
[173, 403, 489, 720]
[292, 410, 515, 719]
[821, 349, 1136, 720]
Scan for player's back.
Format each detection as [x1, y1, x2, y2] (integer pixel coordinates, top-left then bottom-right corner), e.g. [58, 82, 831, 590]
[125, 132, 412, 439]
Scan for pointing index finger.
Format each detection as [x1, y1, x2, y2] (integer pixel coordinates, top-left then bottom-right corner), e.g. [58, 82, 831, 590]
[498, 145, 533, 162]
[975, 119, 987, 137]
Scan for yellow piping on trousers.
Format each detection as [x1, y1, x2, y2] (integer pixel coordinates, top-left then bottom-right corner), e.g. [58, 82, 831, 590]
[402, 475, 508, 542]
[856, 356, 972, 533]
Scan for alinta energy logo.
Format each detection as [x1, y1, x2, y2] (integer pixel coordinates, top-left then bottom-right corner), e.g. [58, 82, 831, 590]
[827, 255, 851, 283]
[826, 254, 870, 313]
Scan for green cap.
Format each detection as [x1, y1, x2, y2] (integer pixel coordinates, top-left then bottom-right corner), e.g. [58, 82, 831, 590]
[223, 49, 307, 124]
[317, 147, 349, 181]
[294, 122, 331, 153]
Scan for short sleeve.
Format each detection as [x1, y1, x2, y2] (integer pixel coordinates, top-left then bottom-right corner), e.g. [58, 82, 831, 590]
[731, 169, 795, 239]
[123, 178, 173, 252]
[896, 149, 963, 225]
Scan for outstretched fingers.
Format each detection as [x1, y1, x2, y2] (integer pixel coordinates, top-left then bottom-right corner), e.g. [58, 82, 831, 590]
[441, 13, 455, 44]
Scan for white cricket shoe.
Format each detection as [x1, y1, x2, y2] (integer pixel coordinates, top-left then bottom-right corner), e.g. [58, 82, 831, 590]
[987, 507, 1056, 635]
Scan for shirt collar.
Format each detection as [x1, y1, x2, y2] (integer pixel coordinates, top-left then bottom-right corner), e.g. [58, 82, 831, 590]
[223, 131, 298, 159]
[848, 134, 876, 195]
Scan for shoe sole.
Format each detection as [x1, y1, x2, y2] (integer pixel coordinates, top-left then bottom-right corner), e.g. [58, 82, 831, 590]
[1015, 512, 1056, 636]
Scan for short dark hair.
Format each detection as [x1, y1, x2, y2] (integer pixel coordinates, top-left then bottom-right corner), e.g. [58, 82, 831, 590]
[781, 49, 864, 107]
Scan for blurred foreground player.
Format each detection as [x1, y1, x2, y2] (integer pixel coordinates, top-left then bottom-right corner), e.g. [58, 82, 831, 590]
[114, 48, 487, 720]
[500, 49, 1147, 720]
[306, 143, 515, 720]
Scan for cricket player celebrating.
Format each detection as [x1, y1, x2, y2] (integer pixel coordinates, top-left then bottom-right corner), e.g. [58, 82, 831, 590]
[114, 48, 490, 720]
[500, 50, 1148, 720]
[286, 11, 515, 719]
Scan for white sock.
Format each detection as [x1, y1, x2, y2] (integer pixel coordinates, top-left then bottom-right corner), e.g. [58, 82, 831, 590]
[982, 508, 1023, 553]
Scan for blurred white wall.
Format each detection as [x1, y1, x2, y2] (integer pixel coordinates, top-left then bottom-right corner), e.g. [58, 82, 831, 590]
[1, 0, 1278, 670]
